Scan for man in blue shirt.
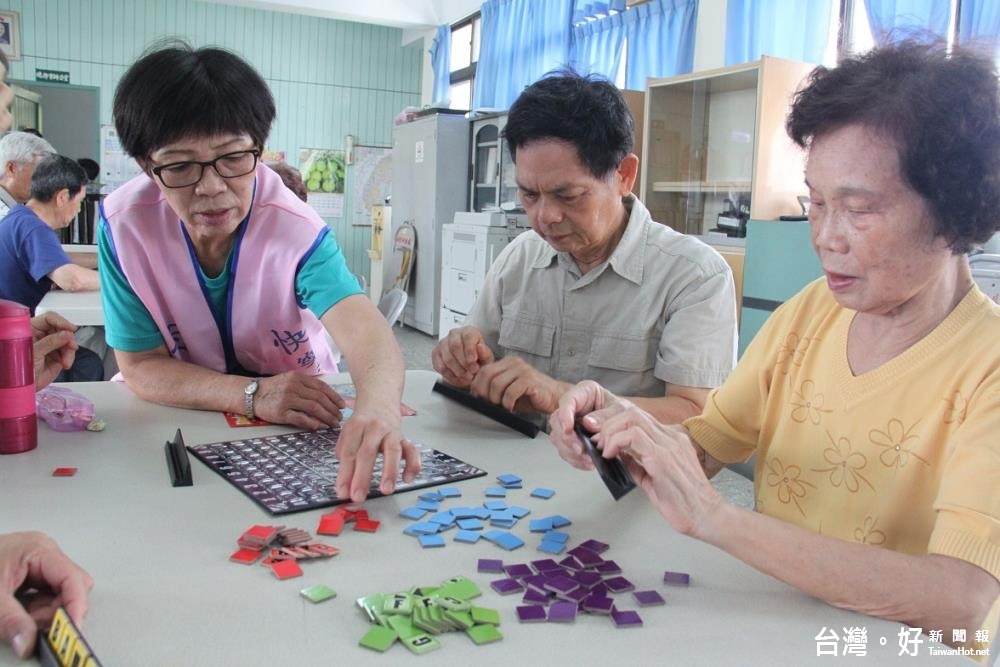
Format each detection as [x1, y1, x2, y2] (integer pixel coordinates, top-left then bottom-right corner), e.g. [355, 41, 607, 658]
[0, 154, 102, 380]
[0, 154, 99, 312]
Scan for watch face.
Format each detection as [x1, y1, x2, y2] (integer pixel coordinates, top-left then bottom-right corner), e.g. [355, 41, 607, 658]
[245, 380, 259, 395]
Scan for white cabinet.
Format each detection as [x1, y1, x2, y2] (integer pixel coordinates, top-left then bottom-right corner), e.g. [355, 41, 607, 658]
[391, 111, 469, 335]
[438, 214, 514, 339]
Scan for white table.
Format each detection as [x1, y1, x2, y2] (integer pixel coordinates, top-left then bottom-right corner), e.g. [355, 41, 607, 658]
[0, 372, 960, 666]
[34, 290, 103, 326]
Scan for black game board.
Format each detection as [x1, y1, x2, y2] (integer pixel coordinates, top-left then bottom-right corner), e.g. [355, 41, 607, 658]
[188, 428, 487, 515]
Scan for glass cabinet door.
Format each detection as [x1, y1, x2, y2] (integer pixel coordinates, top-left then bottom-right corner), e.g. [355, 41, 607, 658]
[472, 122, 500, 211]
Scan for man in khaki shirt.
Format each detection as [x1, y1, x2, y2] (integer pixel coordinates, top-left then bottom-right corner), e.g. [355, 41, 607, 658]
[432, 72, 737, 423]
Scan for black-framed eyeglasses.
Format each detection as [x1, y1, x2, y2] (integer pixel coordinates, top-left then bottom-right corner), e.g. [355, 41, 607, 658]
[150, 149, 261, 189]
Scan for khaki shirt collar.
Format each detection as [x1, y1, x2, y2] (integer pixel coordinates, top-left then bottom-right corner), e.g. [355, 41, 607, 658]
[531, 194, 647, 286]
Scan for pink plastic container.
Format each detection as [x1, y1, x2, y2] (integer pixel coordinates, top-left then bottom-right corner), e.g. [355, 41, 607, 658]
[0, 299, 37, 454]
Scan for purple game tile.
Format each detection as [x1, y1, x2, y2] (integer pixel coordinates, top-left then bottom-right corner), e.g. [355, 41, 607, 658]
[504, 563, 534, 578]
[478, 558, 505, 574]
[558, 587, 590, 604]
[572, 571, 603, 588]
[523, 574, 552, 594]
[663, 571, 691, 586]
[603, 576, 635, 593]
[569, 547, 603, 568]
[558, 555, 584, 571]
[633, 590, 666, 607]
[577, 538, 610, 553]
[490, 577, 525, 595]
[594, 560, 622, 575]
[581, 595, 615, 614]
[516, 605, 547, 622]
[521, 588, 552, 605]
[589, 580, 610, 596]
[543, 575, 580, 595]
[611, 609, 643, 627]
[530, 558, 561, 573]
[547, 601, 577, 623]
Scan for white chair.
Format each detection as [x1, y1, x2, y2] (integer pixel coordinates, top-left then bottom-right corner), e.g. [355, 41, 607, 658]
[377, 288, 408, 328]
[970, 253, 1000, 304]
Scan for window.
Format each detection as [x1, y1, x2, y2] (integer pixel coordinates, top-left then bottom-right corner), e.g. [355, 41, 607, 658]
[449, 14, 481, 110]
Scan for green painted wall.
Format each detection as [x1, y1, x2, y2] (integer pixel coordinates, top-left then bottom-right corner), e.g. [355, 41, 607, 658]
[2, 0, 423, 279]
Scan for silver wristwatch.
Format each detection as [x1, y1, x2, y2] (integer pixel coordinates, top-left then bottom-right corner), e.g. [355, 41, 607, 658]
[244, 378, 260, 419]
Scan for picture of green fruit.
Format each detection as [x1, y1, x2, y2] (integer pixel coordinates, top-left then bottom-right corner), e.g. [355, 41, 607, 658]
[298, 149, 347, 194]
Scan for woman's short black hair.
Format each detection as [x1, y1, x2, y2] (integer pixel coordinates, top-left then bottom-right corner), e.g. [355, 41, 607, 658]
[503, 70, 633, 180]
[113, 40, 275, 160]
[30, 154, 88, 203]
[787, 41, 1000, 254]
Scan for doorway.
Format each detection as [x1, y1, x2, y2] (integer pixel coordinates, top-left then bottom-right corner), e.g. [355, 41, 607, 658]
[12, 80, 99, 163]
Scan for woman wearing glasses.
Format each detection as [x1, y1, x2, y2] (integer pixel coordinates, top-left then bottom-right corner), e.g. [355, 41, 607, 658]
[98, 42, 417, 503]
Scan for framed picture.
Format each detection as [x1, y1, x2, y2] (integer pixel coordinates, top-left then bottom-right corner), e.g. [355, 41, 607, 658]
[0, 10, 20, 61]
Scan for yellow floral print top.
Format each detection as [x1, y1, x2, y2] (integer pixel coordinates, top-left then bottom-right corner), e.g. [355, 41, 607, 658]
[686, 278, 1000, 650]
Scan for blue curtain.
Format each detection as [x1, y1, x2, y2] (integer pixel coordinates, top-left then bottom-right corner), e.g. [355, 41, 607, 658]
[624, 0, 697, 90]
[958, 0, 1000, 60]
[864, 0, 950, 43]
[570, 12, 626, 81]
[429, 24, 451, 106]
[725, 0, 833, 65]
[472, 0, 575, 110]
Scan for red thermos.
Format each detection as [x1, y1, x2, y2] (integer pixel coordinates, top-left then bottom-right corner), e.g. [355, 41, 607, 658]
[0, 299, 37, 454]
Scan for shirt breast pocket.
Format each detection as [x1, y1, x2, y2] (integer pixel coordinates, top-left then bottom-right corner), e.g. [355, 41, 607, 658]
[588, 333, 657, 373]
[499, 317, 555, 358]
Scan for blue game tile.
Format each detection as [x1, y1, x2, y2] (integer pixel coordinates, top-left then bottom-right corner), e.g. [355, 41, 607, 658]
[543, 530, 570, 544]
[481, 529, 508, 543]
[490, 510, 516, 522]
[496, 473, 523, 486]
[451, 507, 478, 519]
[409, 522, 441, 535]
[529, 518, 554, 533]
[418, 534, 446, 548]
[471, 507, 492, 519]
[456, 518, 484, 531]
[454, 530, 481, 544]
[416, 500, 441, 512]
[549, 515, 572, 528]
[483, 500, 508, 511]
[485, 487, 508, 498]
[429, 511, 455, 524]
[399, 506, 428, 520]
[508, 506, 531, 519]
[538, 539, 567, 555]
[530, 487, 556, 499]
[494, 533, 525, 551]
[438, 487, 462, 498]
[490, 518, 517, 529]
[419, 491, 444, 502]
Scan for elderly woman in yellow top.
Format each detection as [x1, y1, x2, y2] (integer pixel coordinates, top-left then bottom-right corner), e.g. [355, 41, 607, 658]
[550, 41, 1000, 654]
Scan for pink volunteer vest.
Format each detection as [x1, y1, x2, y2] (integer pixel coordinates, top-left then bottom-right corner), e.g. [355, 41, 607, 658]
[102, 164, 338, 376]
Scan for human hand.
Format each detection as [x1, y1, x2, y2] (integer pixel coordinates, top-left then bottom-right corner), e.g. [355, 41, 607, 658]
[470, 356, 568, 415]
[431, 327, 494, 387]
[31, 313, 79, 390]
[0, 532, 93, 659]
[548, 380, 628, 470]
[598, 408, 724, 538]
[253, 372, 347, 430]
[334, 405, 420, 503]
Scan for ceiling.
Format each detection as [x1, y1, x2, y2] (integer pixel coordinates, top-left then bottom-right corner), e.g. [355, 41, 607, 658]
[196, 0, 482, 41]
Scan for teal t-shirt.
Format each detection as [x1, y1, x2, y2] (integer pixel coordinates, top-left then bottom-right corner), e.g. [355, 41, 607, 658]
[98, 221, 363, 352]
